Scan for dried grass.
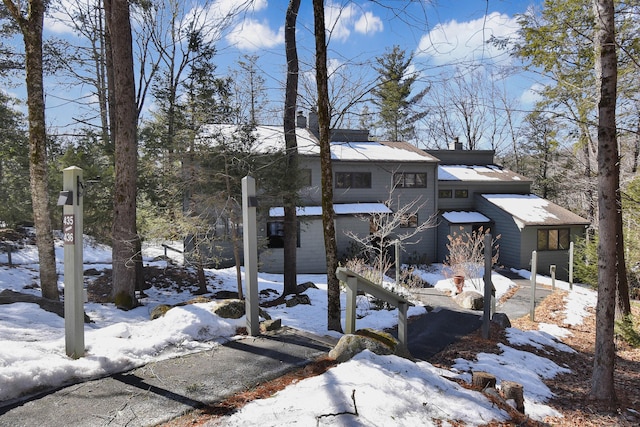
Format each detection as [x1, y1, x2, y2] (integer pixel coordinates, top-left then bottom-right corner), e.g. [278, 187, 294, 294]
[162, 291, 640, 427]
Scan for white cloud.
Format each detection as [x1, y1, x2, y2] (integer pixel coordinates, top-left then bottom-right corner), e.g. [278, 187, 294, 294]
[325, 2, 356, 41]
[355, 11, 384, 35]
[44, 0, 85, 34]
[325, 2, 383, 42]
[416, 12, 518, 65]
[227, 19, 284, 50]
[520, 82, 544, 106]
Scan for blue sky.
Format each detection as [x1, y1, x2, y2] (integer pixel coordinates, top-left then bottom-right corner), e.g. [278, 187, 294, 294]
[33, 0, 543, 145]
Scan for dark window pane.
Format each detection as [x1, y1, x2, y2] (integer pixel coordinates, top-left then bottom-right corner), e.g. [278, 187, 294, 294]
[415, 173, 427, 187]
[353, 172, 371, 188]
[559, 229, 570, 249]
[454, 189, 468, 198]
[335, 172, 350, 188]
[548, 229, 558, 250]
[439, 189, 452, 198]
[537, 229, 548, 251]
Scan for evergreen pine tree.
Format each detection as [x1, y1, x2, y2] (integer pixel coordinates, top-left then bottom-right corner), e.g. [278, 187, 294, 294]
[371, 45, 428, 142]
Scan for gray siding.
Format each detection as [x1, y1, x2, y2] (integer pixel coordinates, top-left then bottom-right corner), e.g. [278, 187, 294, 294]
[524, 225, 585, 281]
[297, 159, 438, 264]
[474, 195, 522, 268]
[438, 181, 530, 211]
[259, 218, 327, 274]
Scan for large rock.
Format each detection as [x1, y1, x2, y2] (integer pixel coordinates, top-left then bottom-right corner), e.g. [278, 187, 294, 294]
[285, 294, 311, 307]
[329, 328, 411, 363]
[492, 312, 511, 328]
[454, 290, 484, 310]
[212, 299, 272, 321]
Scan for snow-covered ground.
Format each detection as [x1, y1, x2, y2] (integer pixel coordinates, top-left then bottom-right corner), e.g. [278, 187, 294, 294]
[0, 237, 597, 425]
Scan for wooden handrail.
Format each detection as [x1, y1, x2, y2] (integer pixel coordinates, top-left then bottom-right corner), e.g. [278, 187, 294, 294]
[336, 267, 413, 352]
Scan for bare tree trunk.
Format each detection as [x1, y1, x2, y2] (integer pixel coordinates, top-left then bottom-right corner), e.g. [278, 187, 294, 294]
[105, 0, 139, 309]
[313, 0, 342, 332]
[223, 159, 243, 299]
[591, 0, 618, 403]
[2, 0, 58, 300]
[282, 0, 301, 296]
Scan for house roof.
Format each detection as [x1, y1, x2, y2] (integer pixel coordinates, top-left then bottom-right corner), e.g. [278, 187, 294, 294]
[327, 141, 438, 162]
[442, 211, 492, 224]
[269, 203, 392, 218]
[199, 124, 437, 163]
[481, 194, 590, 229]
[438, 165, 530, 182]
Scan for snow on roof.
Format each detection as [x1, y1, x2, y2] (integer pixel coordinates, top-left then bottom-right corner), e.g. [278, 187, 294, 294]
[438, 165, 527, 182]
[329, 141, 435, 162]
[481, 194, 590, 228]
[198, 124, 319, 154]
[442, 211, 491, 224]
[199, 124, 436, 162]
[269, 203, 392, 217]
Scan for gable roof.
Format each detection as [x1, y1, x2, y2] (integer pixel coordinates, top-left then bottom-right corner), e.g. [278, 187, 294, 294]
[481, 194, 590, 229]
[199, 124, 437, 163]
[439, 165, 530, 182]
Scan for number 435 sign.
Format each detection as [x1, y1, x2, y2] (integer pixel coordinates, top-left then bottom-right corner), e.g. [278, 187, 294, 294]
[63, 214, 75, 245]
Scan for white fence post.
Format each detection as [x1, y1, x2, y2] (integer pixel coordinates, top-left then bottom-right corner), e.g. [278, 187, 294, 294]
[242, 176, 260, 336]
[482, 233, 493, 339]
[530, 251, 537, 321]
[60, 166, 84, 359]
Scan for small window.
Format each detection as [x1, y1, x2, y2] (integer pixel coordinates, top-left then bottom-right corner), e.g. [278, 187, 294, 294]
[400, 214, 418, 228]
[454, 189, 468, 198]
[299, 169, 312, 186]
[267, 221, 300, 248]
[439, 189, 452, 198]
[537, 228, 570, 251]
[335, 172, 371, 188]
[394, 172, 427, 188]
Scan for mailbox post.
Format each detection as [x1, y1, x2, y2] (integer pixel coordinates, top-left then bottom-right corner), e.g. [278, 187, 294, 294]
[59, 166, 84, 358]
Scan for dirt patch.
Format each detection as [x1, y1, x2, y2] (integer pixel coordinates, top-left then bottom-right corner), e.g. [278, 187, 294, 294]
[160, 291, 640, 427]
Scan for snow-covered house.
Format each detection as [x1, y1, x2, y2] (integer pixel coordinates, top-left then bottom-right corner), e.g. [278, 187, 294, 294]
[426, 145, 590, 280]
[260, 115, 439, 273]
[195, 114, 589, 280]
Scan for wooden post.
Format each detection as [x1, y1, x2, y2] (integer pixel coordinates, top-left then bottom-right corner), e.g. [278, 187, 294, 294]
[242, 176, 260, 336]
[336, 267, 413, 351]
[62, 166, 84, 359]
[397, 301, 409, 352]
[550, 264, 556, 291]
[395, 240, 400, 287]
[530, 251, 537, 321]
[345, 275, 357, 334]
[482, 233, 492, 339]
[569, 241, 574, 290]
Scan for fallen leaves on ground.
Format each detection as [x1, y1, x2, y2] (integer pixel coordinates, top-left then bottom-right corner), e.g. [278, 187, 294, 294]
[163, 291, 640, 427]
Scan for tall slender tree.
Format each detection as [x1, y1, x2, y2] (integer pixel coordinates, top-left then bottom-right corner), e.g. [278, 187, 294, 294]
[313, 0, 341, 332]
[282, 0, 301, 296]
[591, 0, 620, 403]
[104, 0, 139, 309]
[2, 0, 58, 300]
